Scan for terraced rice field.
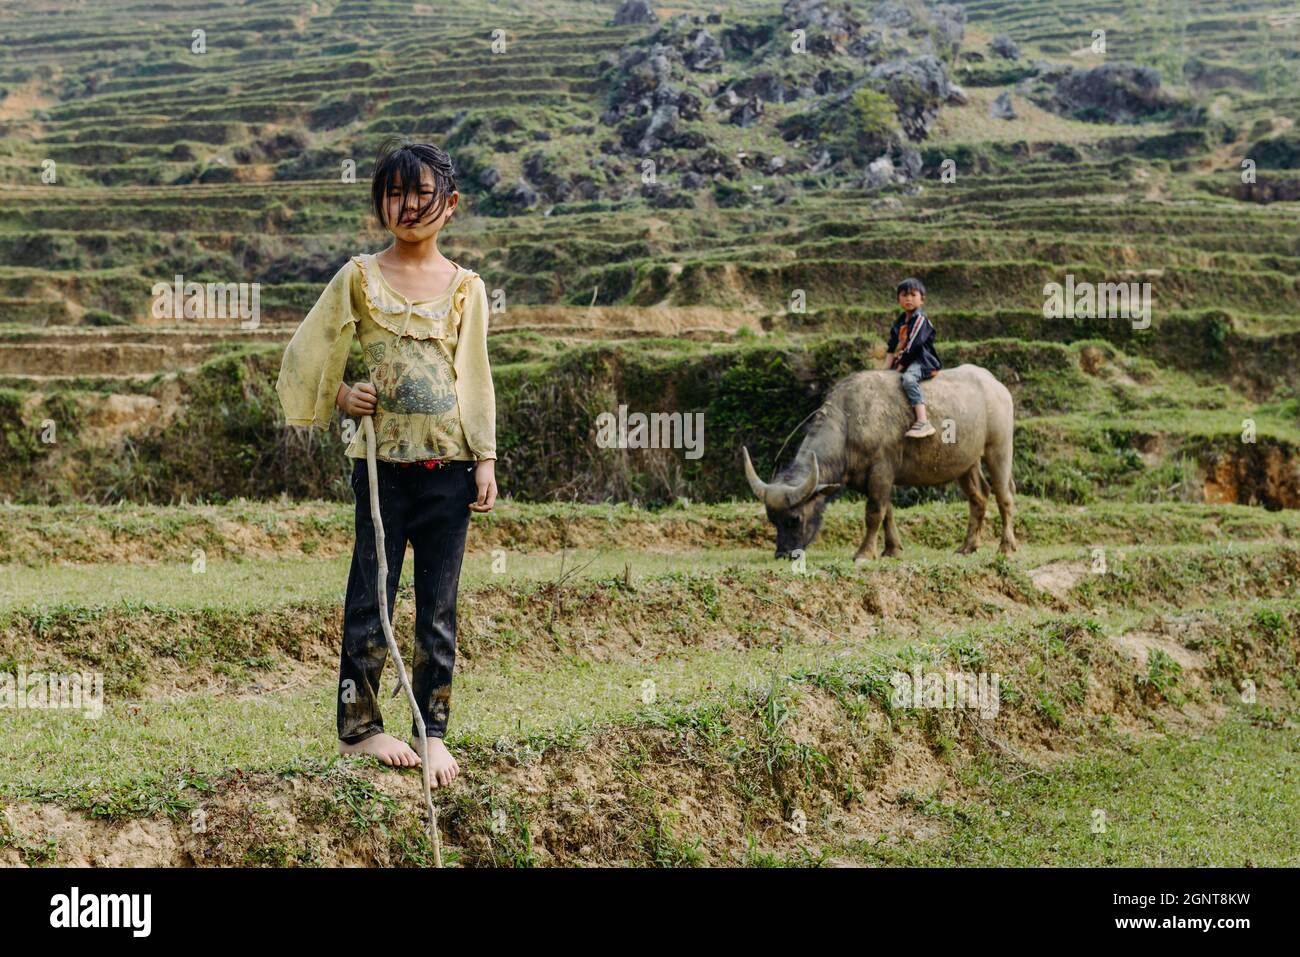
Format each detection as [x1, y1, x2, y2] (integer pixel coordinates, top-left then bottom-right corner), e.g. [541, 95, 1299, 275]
[1, 497, 1296, 866]
[0, 0, 1297, 866]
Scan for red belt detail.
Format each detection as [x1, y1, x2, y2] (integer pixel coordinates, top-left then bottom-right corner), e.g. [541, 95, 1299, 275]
[398, 459, 448, 469]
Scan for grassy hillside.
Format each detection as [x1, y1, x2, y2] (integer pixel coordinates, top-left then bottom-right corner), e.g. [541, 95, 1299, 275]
[0, 1, 1296, 507]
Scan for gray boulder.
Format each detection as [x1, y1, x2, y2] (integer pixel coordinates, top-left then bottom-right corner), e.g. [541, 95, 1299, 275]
[784, 0, 864, 54]
[731, 70, 790, 104]
[932, 5, 966, 56]
[870, 55, 951, 100]
[713, 87, 741, 110]
[990, 35, 1020, 60]
[612, 0, 657, 26]
[683, 27, 724, 71]
[896, 145, 923, 178]
[503, 182, 539, 211]
[989, 90, 1016, 119]
[730, 95, 765, 127]
[605, 40, 709, 152]
[847, 29, 884, 59]
[522, 151, 576, 203]
[613, 46, 678, 104]
[1045, 63, 1172, 122]
[868, 55, 951, 140]
[862, 154, 897, 189]
[690, 147, 741, 178]
[720, 21, 773, 58]
[871, 1, 912, 29]
[643, 102, 682, 148]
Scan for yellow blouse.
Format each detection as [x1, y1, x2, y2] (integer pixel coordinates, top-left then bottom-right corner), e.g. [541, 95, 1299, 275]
[274, 253, 497, 463]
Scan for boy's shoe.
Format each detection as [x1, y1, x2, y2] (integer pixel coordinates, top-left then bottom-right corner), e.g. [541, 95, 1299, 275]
[905, 420, 936, 439]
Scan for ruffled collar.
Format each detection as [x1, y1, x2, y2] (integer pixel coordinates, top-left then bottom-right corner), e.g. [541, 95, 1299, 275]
[352, 253, 476, 340]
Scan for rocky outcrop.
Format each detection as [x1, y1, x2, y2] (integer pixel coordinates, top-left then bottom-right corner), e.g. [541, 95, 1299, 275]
[682, 27, 724, 71]
[1035, 63, 1177, 123]
[784, 0, 863, 55]
[990, 35, 1020, 60]
[871, 1, 912, 29]
[990, 90, 1017, 120]
[729, 95, 764, 127]
[611, 0, 657, 26]
[728, 70, 792, 105]
[232, 130, 308, 164]
[720, 21, 774, 58]
[868, 55, 952, 140]
[603, 39, 707, 155]
[590, 1, 968, 203]
[500, 182, 539, 213]
[1229, 176, 1300, 204]
[932, 4, 966, 58]
[861, 154, 897, 189]
[1249, 130, 1300, 170]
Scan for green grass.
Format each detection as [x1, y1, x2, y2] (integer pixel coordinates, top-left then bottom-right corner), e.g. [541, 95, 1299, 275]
[0, 635, 904, 809]
[0, 547, 786, 611]
[849, 715, 1300, 866]
[2, 538, 1298, 612]
[2, 595, 1293, 820]
[3, 495, 1300, 568]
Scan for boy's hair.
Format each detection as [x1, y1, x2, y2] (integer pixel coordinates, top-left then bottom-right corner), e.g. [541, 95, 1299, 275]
[896, 277, 926, 297]
[371, 137, 458, 229]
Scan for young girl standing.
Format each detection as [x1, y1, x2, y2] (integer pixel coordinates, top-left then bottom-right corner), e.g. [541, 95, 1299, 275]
[275, 138, 498, 787]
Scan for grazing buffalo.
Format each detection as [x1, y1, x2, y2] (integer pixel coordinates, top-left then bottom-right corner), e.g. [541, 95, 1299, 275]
[742, 364, 1017, 561]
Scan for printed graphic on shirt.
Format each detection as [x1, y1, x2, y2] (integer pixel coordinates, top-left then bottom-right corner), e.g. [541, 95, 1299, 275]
[372, 338, 458, 416]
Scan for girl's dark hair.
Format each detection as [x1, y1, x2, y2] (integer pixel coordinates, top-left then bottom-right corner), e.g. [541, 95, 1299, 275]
[896, 277, 926, 296]
[371, 137, 458, 229]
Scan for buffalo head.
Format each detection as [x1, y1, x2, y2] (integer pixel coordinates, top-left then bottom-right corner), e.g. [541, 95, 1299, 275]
[742, 447, 842, 559]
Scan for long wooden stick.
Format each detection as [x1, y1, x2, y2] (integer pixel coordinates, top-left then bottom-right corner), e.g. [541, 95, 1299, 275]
[361, 415, 443, 867]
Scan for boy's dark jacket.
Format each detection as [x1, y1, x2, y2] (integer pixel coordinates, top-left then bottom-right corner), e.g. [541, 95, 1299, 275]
[887, 308, 941, 378]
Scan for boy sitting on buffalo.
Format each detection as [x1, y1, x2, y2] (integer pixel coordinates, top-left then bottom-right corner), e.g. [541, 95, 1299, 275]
[878, 277, 941, 438]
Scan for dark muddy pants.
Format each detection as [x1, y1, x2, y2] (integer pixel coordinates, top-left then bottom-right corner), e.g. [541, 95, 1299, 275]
[338, 457, 477, 744]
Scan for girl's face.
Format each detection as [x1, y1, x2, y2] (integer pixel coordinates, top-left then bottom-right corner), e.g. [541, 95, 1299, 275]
[384, 167, 458, 241]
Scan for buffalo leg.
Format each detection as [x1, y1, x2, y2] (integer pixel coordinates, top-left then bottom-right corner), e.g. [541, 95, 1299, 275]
[955, 465, 987, 554]
[854, 473, 893, 563]
[984, 447, 1018, 554]
[883, 503, 903, 557]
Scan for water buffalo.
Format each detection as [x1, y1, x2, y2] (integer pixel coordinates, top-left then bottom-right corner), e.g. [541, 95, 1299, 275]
[742, 364, 1016, 561]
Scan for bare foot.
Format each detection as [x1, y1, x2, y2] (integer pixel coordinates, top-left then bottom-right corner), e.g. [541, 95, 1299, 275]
[410, 736, 460, 788]
[340, 732, 420, 767]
